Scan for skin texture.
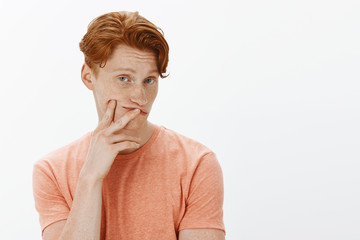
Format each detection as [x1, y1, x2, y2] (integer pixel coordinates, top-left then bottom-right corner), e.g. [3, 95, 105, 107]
[42, 44, 224, 240]
[57, 97, 144, 240]
[81, 44, 159, 154]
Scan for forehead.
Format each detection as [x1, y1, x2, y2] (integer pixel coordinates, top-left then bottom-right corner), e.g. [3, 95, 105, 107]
[105, 44, 157, 71]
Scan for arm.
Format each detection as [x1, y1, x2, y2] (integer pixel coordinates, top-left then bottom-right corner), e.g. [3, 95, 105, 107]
[179, 229, 225, 240]
[42, 175, 103, 240]
[40, 100, 141, 239]
[56, 175, 103, 240]
[178, 152, 226, 238]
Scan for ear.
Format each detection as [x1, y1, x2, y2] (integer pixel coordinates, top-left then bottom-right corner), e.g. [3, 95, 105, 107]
[81, 63, 95, 90]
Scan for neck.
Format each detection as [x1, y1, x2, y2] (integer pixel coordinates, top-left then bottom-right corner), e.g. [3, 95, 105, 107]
[117, 121, 156, 155]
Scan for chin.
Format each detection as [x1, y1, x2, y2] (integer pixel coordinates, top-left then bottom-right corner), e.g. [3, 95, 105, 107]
[123, 118, 147, 130]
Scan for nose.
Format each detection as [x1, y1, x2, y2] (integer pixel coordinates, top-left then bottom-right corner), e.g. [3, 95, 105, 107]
[130, 84, 148, 106]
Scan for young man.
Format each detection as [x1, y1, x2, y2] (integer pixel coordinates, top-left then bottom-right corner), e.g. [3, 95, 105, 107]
[32, 11, 225, 240]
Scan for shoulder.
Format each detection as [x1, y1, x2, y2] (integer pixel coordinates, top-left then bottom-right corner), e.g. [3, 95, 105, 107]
[156, 126, 219, 169]
[159, 126, 213, 154]
[33, 131, 92, 175]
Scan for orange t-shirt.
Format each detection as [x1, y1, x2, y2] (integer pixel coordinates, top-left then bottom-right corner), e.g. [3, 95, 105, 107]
[32, 125, 225, 239]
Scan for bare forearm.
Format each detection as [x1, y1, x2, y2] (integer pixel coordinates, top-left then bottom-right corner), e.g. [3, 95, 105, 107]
[56, 100, 140, 240]
[59, 173, 103, 240]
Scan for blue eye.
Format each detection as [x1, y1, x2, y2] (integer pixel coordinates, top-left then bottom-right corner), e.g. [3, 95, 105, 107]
[145, 78, 154, 84]
[119, 76, 128, 82]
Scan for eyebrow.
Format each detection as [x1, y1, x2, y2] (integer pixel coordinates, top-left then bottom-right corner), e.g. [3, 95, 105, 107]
[112, 67, 159, 75]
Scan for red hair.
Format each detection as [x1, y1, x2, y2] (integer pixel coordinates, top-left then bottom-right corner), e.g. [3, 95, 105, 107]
[79, 11, 169, 78]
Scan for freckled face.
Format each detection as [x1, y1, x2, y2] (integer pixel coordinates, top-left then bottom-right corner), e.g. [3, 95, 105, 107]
[91, 44, 159, 130]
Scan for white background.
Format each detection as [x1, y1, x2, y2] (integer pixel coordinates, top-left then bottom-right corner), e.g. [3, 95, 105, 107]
[0, 0, 359, 239]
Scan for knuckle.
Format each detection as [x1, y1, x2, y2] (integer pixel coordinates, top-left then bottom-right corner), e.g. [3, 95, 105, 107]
[108, 144, 115, 152]
[97, 130, 105, 138]
[96, 130, 109, 141]
[124, 142, 134, 148]
[130, 141, 139, 147]
[102, 130, 111, 139]
[104, 112, 111, 121]
[120, 141, 131, 148]
[116, 119, 123, 126]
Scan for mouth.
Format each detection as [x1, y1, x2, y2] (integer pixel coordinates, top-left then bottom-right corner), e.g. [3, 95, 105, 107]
[122, 106, 148, 115]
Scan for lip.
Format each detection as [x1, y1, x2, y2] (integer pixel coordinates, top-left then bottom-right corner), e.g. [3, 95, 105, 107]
[122, 106, 148, 114]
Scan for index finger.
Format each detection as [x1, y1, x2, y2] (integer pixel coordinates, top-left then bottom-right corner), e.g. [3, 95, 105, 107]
[99, 99, 117, 128]
[109, 108, 141, 132]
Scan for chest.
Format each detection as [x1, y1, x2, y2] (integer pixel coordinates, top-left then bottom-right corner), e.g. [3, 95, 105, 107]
[99, 158, 187, 238]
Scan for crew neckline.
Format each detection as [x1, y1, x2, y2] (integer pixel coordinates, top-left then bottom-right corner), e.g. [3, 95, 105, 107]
[88, 124, 162, 161]
[117, 124, 162, 160]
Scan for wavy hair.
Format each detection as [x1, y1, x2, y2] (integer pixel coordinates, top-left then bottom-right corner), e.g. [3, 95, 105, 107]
[79, 11, 169, 78]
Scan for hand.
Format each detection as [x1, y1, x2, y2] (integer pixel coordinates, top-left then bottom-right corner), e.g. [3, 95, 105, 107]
[80, 99, 141, 181]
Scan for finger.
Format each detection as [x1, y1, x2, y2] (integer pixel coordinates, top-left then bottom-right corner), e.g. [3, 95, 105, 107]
[108, 134, 141, 144]
[112, 141, 140, 152]
[107, 109, 140, 133]
[99, 100, 117, 128]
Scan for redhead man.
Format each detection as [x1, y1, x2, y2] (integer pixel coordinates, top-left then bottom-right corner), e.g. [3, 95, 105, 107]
[32, 11, 225, 240]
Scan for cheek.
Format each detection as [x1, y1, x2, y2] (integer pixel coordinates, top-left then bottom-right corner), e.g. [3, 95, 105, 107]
[147, 86, 158, 102]
[96, 86, 127, 118]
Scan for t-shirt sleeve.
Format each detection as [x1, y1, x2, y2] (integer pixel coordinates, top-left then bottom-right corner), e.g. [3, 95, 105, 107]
[178, 151, 226, 234]
[32, 160, 70, 235]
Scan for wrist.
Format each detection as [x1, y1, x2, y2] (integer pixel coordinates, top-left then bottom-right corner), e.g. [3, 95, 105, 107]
[79, 169, 104, 186]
